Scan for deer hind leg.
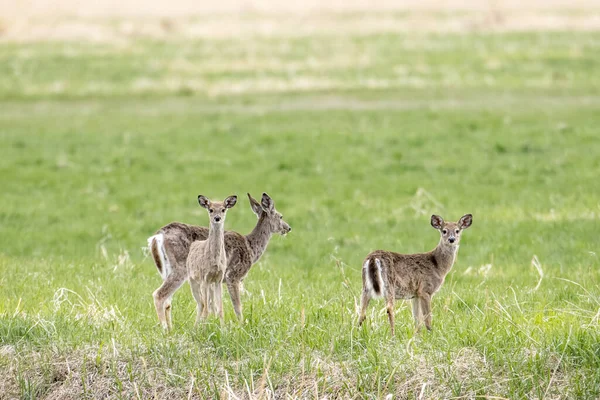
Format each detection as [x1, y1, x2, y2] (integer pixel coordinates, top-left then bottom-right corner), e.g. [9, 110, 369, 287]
[411, 298, 422, 331]
[419, 294, 433, 331]
[153, 273, 185, 331]
[358, 290, 371, 327]
[386, 293, 395, 336]
[164, 295, 174, 331]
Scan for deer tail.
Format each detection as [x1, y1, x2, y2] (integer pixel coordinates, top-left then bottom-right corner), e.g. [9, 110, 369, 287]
[147, 233, 171, 280]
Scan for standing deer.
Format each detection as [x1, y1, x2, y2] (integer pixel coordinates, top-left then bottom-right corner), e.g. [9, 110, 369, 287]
[186, 195, 237, 325]
[358, 214, 473, 335]
[148, 193, 291, 330]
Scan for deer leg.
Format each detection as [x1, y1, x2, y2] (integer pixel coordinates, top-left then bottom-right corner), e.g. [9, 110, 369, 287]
[164, 295, 173, 331]
[227, 281, 243, 322]
[206, 284, 214, 316]
[358, 290, 371, 327]
[419, 294, 433, 331]
[411, 298, 422, 330]
[201, 281, 210, 319]
[386, 294, 395, 336]
[189, 279, 205, 327]
[211, 284, 220, 316]
[214, 280, 224, 324]
[153, 274, 185, 331]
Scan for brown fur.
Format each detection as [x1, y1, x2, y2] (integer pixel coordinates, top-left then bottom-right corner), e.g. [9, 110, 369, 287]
[358, 214, 472, 335]
[150, 193, 291, 328]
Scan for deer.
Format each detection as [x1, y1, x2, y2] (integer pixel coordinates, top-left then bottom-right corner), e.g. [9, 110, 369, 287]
[148, 192, 291, 330]
[186, 195, 237, 325]
[358, 214, 473, 336]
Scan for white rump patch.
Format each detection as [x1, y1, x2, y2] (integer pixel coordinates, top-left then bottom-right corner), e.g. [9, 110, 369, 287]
[148, 233, 171, 279]
[363, 258, 385, 298]
[374, 258, 385, 298]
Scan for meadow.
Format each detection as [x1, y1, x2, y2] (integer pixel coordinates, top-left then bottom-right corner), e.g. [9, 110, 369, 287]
[1, 10, 600, 399]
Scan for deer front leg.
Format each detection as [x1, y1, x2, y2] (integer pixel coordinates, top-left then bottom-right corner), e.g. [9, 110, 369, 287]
[411, 298, 422, 330]
[201, 282, 210, 319]
[214, 280, 225, 324]
[208, 284, 218, 316]
[227, 281, 243, 322]
[189, 279, 205, 327]
[419, 294, 433, 331]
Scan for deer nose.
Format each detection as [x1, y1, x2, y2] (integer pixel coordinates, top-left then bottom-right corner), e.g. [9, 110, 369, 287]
[448, 237, 455, 243]
[214, 216, 221, 222]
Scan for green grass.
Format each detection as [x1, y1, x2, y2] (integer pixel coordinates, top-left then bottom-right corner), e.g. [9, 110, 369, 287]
[1, 21, 600, 398]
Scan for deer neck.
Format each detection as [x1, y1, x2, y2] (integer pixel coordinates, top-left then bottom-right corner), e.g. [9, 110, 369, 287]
[207, 222, 226, 259]
[432, 241, 459, 276]
[245, 213, 272, 263]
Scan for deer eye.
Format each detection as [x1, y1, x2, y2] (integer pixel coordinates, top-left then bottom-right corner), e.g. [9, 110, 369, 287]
[209, 209, 213, 213]
[455, 229, 459, 234]
[279, 215, 283, 219]
[442, 229, 447, 235]
[222, 209, 226, 213]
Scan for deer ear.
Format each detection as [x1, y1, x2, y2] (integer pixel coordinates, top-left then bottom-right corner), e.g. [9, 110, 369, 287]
[224, 195, 237, 209]
[459, 214, 473, 229]
[198, 195, 210, 209]
[431, 214, 444, 229]
[247, 193, 262, 216]
[261, 192, 274, 211]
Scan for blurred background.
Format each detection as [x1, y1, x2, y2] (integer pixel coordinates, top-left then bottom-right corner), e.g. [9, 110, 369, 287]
[2, 0, 599, 255]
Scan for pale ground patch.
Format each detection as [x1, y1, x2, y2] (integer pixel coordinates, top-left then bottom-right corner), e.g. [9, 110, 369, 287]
[489, 206, 600, 223]
[2, 0, 600, 18]
[5, 67, 600, 99]
[533, 209, 600, 222]
[2, 1, 600, 42]
[2, 94, 600, 120]
[166, 55, 374, 75]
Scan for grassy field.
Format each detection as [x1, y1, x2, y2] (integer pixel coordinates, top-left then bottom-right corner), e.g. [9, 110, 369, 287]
[1, 12, 600, 399]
